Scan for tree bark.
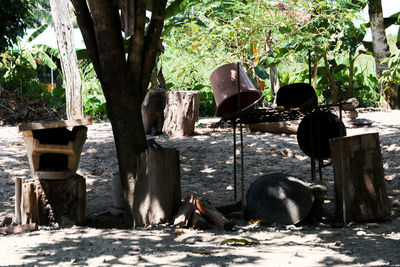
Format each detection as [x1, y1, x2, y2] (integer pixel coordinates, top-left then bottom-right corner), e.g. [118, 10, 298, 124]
[269, 65, 280, 103]
[368, 0, 399, 109]
[70, 0, 169, 225]
[50, 0, 83, 119]
[20, 175, 86, 226]
[163, 91, 200, 138]
[330, 133, 390, 223]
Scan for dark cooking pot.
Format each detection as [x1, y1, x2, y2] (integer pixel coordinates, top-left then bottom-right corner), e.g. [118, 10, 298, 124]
[276, 83, 318, 110]
[210, 63, 262, 118]
[297, 110, 346, 160]
[246, 173, 314, 225]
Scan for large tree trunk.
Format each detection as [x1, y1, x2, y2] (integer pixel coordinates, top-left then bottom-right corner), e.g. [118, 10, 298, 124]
[70, 0, 170, 225]
[50, 0, 83, 119]
[368, 0, 399, 109]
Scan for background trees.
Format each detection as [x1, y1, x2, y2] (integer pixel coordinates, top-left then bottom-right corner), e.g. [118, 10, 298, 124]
[0, 0, 34, 52]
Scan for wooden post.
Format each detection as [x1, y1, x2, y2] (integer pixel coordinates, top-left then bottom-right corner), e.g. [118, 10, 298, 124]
[20, 175, 86, 226]
[50, 0, 83, 119]
[163, 91, 200, 138]
[329, 133, 391, 222]
[132, 147, 181, 227]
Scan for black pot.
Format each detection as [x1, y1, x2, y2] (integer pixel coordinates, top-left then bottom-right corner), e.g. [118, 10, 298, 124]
[246, 173, 314, 225]
[276, 83, 318, 110]
[297, 111, 346, 160]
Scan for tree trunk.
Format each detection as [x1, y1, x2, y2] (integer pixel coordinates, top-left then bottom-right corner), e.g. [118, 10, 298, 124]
[50, 0, 83, 119]
[269, 65, 280, 103]
[70, 0, 170, 226]
[368, 0, 399, 109]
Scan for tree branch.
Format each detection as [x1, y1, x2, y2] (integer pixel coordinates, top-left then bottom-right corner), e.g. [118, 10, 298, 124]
[140, 0, 167, 97]
[128, 0, 147, 85]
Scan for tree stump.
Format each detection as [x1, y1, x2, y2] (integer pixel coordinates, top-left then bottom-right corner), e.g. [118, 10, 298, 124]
[329, 133, 390, 223]
[19, 175, 86, 226]
[141, 88, 167, 135]
[163, 91, 200, 138]
[132, 146, 181, 227]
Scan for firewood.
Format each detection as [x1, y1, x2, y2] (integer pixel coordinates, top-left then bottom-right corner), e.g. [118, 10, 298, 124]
[173, 194, 196, 227]
[0, 223, 37, 235]
[196, 199, 233, 231]
[191, 210, 208, 230]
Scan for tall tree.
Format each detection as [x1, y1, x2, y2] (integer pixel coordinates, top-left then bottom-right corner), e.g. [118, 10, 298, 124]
[369, 0, 399, 109]
[70, 0, 167, 222]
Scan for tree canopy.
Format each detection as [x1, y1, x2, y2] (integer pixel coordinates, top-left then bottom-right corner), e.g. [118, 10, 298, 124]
[0, 0, 35, 52]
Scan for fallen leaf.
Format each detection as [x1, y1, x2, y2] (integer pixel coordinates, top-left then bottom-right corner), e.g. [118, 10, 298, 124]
[218, 238, 258, 246]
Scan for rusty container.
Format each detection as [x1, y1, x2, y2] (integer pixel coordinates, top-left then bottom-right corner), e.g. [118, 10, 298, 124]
[210, 63, 262, 118]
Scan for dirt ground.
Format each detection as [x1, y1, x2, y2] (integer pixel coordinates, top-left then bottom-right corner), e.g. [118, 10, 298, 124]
[0, 110, 400, 266]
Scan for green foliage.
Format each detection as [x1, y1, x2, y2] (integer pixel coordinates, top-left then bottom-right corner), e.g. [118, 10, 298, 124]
[0, 0, 35, 52]
[380, 48, 400, 99]
[78, 59, 107, 119]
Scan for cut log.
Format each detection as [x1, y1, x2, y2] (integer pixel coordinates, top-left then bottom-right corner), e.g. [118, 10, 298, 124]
[173, 194, 196, 227]
[329, 133, 390, 223]
[20, 175, 86, 226]
[196, 199, 233, 231]
[191, 210, 208, 230]
[142, 88, 167, 135]
[163, 91, 200, 138]
[132, 147, 181, 227]
[249, 121, 299, 134]
[341, 97, 359, 110]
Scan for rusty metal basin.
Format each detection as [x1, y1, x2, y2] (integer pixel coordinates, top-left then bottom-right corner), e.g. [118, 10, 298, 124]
[210, 63, 262, 118]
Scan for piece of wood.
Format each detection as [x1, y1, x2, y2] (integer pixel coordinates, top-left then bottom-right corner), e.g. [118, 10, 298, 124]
[163, 91, 200, 138]
[191, 210, 208, 230]
[132, 147, 182, 227]
[249, 120, 299, 134]
[1, 223, 37, 235]
[196, 199, 233, 231]
[173, 194, 196, 227]
[329, 133, 390, 223]
[142, 88, 167, 135]
[50, 0, 83, 120]
[18, 118, 92, 132]
[341, 97, 359, 110]
[20, 175, 86, 226]
[14, 178, 22, 225]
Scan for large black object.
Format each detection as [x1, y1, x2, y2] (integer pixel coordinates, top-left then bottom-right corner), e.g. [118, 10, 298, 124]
[297, 110, 346, 160]
[276, 83, 318, 110]
[246, 173, 314, 225]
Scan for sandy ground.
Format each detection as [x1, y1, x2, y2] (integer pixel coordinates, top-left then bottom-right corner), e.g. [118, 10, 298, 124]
[0, 110, 400, 266]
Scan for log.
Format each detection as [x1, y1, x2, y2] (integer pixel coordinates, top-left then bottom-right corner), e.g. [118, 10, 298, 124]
[163, 91, 200, 138]
[132, 147, 181, 227]
[196, 199, 233, 231]
[341, 97, 359, 110]
[20, 175, 86, 226]
[142, 88, 167, 135]
[249, 121, 299, 134]
[173, 194, 196, 227]
[329, 133, 390, 223]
